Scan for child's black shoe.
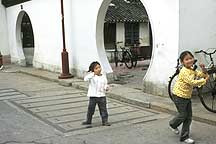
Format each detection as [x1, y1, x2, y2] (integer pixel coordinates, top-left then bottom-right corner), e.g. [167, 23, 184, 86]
[102, 122, 111, 126]
[82, 121, 91, 125]
[82, 121, 92, 128]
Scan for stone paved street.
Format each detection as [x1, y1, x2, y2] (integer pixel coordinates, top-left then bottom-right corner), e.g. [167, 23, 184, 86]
[10, 89, 160, 133]
[0, 71, 216, 144]
[0, 72, 161, 134]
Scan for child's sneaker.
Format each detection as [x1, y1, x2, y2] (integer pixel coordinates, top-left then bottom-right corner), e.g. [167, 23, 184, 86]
[82, 121, 92, 128]
[184, 138, 195, 144]
[102, 122, 111, 126]
[169, 126, 180, 135]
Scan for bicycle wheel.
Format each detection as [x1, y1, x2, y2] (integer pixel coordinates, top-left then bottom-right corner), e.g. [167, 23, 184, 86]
[114, 50, 123, 67]
[132, 55, 138, 68]
[168, 73, 179, 101]
[123, 51, 133, 69]
[198, 70, 216, 113]
[130, 49, 138, 68]
[114, 49, 119, 67]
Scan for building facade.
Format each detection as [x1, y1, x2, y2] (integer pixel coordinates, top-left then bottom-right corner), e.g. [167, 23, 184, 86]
[104, 0, 152, 62]
[0, 0, 215, 96]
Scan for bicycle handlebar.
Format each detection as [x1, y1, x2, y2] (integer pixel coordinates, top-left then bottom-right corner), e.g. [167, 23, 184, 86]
[116, 41, 123, 44]
[195, 49, 216, 55]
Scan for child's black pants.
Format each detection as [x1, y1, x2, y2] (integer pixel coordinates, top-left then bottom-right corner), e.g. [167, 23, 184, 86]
[86, 97, 108, 124]
[169, 95, 192, 141]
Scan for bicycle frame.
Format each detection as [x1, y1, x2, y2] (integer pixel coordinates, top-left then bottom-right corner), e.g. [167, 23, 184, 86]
[195, 49, 216, 69]
[114, 42, 134, 69]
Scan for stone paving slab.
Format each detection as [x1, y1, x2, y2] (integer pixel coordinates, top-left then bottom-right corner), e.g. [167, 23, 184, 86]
[59, 110, 157, 132]
[15, 92, 85, 104]
[0, 94, 27, 101]
[0, 89, 28, 101]
[0, 88, 16, 93]
[28, 101, 88, 113]
[20, 95, 87, 108]
[0, 91, 21, 97]
[29, 100, 119, 114]
[11, 88, 159, 134]
[38, 103, 124, 118]
[61, 112, 168, 136]
[16, 84, 63, 92]
[48, 106, 142, 124]
[22, 88, 83, 98]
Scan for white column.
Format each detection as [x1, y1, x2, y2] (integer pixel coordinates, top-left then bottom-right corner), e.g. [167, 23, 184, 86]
[139, 22, 150, 46]
[0, 4, 9, 55]
[116, 22, 125, 49]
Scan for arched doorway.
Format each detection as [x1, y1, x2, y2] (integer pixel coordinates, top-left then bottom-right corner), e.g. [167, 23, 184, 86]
[16, 11, 34, 66]
[97, 0, 154, 90]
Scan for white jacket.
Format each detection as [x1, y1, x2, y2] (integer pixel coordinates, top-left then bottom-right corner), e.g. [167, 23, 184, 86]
[84, 72, 108, 97]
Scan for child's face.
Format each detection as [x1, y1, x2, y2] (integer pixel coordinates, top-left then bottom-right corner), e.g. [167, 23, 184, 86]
[182, 54, 194, 68]
[93, 64, 102, 75]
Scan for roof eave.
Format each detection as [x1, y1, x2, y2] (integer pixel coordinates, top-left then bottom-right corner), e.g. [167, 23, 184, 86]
[1, 0, 31, 8]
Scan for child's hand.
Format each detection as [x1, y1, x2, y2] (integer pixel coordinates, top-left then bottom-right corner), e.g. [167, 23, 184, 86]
[199, 63, 205, 69]
[105, 85, 110, 91]
[199, 63, 207, 73]
[205, 74, 210, 81]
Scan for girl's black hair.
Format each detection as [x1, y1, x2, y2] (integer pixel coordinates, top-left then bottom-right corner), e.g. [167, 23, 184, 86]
[88, 61, 100, 72]
[179, 51, 194, 62]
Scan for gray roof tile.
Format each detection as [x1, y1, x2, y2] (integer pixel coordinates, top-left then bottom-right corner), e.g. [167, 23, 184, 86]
[105, 0, 148, 23]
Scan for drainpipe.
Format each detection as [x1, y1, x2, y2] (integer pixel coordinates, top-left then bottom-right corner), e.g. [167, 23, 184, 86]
[58, 0, 73, 79]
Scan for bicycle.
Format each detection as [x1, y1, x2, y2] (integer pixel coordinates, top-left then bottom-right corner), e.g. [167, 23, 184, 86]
[114, 42, 134, 69]
[168, 49, 216, 113]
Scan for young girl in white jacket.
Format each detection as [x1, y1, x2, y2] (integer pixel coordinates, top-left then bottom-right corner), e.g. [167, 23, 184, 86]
[82, 61, 110, 128]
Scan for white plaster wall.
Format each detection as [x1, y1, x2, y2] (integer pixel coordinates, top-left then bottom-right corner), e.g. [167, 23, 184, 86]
[116, 22, 125, 48]
[5, 0, 180, 96]
[0, 4, 9, 55]
[5, 0, 112, 75]
[179, 0, 216, 65]
[140, 0, 179, 96]
[139, 22, 150, 46]
[6, 0, 63, 70]
[97, 0, 179, 96]
[68, 0, 113, 76]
